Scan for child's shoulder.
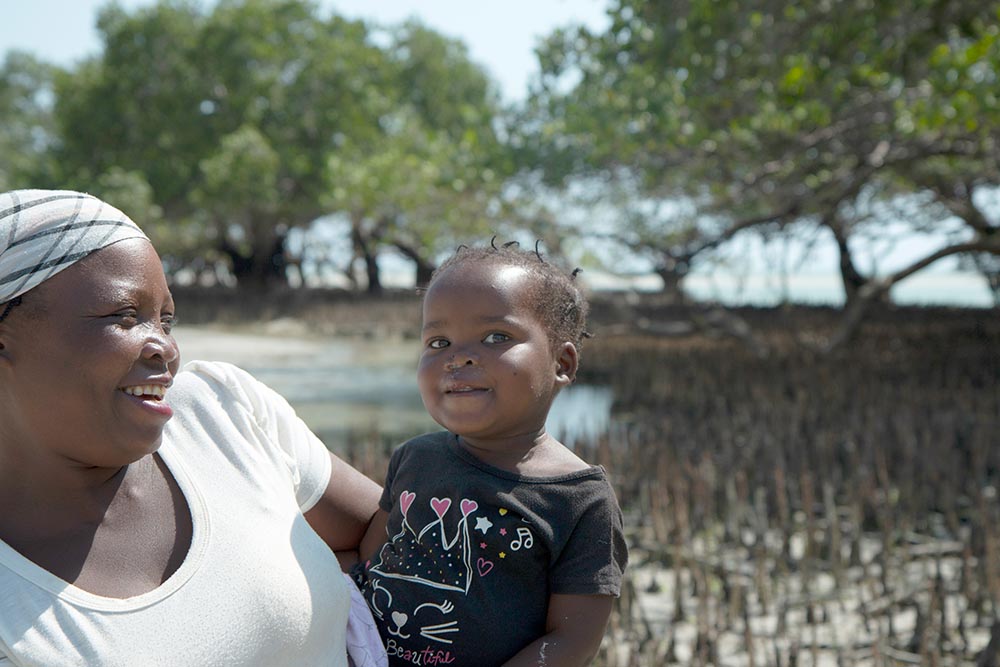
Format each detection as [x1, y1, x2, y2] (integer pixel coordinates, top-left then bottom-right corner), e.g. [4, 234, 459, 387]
[494, 434, 598, 479]
[392, 430, 454, 460]
[527, 439, 594, 477]
[399, 430, 452, 449]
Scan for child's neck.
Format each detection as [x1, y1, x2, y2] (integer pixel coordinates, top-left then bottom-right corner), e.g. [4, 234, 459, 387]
[456, 432, 590, 476]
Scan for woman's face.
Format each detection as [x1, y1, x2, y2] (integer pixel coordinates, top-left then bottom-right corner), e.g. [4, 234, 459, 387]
[0, 238, 180, 468]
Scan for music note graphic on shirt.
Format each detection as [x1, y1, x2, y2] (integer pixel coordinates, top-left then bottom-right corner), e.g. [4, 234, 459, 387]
[509, 527, 534, 551]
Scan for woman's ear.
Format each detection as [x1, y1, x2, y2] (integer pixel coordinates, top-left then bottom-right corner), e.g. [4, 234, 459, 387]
[555, 342, 579, 387]
[0, 312, 18, 364]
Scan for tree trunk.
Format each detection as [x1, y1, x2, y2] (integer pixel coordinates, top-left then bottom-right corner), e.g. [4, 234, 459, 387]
[973, 254, 1000, 307]
[392, 241, 436, 288]
[351, 217, 382, 294]
[825, 214, 866, 306]
[220, 227, 289, 289]
[654, 255, 691, 304]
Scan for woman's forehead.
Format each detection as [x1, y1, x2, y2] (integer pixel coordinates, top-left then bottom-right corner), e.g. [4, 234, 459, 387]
[30, 239, 168, 305]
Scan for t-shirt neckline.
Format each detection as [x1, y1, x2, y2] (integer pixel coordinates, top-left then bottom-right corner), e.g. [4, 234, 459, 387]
[0, 440, 210, 611]
[446, 432, 604, 483]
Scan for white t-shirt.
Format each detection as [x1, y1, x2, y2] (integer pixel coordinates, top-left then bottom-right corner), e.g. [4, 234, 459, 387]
[0, 361, 350, 667]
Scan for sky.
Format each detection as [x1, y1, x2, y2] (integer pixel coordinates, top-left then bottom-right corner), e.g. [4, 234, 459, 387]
[1, 0, 995, 306]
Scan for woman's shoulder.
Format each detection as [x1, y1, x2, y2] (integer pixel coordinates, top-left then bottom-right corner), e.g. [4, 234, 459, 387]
[171, 360, 270, 409]
[174, 359, 254, 391]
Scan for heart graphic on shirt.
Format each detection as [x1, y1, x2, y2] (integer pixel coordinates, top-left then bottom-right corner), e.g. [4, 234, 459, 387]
[498, 508, 508, 516]
[460, 499, 478, 517]
[431, 497, 451, 519]
[391, 611, 408, 630]
[399, 491, 416, 516]
[477, 557, 494, 576]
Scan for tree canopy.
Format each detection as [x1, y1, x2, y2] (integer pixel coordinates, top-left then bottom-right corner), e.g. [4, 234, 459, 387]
[1, 0, 996, 328]
[38, 0, 507, 288]
[0, 51, 56, 191]
[523, 0, 1000, 323]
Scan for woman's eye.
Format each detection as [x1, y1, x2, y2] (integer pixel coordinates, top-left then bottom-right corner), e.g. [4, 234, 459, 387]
[110, 310, 139, 326]
[161, 315, 177, 334]
[483, 333, 510, 344]
[428, 338, 450, 349]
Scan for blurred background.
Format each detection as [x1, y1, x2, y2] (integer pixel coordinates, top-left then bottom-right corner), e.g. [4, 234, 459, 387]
[3, 1, 999, 664]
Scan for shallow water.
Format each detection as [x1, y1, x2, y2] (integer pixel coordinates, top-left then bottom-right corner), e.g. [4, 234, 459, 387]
[173, 325, 612, 451]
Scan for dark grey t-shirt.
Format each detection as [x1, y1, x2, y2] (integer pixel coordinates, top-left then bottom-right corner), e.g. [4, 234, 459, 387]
[356, 431, 628, 666]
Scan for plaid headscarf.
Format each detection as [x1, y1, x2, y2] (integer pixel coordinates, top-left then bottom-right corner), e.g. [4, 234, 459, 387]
[0, 189, 148, 304]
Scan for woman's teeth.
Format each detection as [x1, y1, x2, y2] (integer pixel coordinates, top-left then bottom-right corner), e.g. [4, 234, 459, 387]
[122, 385, 166, 399]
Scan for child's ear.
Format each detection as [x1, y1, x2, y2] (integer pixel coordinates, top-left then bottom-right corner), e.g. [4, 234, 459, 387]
[555, 342, 579, 387]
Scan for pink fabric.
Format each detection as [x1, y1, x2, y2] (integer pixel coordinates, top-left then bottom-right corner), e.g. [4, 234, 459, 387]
[344, 573, 388, 667]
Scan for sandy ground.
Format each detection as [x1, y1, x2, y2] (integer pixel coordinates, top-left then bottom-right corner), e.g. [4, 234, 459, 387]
[609, 538, 993, 666]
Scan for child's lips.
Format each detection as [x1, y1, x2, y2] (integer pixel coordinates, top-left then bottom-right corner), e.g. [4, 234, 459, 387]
[444, 382, 490, 394]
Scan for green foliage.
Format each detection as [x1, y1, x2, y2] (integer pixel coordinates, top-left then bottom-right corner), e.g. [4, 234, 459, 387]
[524, 0, 1000, 303]
[323, 21, 509, 288]
[25, 0, 508, 288]
[0, 52, 57, 190]
[195, 125, 280, 221]
[48, 0, 392, 285]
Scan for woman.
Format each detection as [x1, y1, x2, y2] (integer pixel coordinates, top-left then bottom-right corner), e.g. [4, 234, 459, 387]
[0, 189, 383, 666]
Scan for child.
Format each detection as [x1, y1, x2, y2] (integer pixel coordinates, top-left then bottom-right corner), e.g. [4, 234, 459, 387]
[355, 242, 628, 666]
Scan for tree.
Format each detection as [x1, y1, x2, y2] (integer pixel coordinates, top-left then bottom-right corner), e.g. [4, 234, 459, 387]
[0, 52, 57, 190]
[524, 0, 1000, 345]
[51, 0, 388, 287]
[324, 21, 509, 292]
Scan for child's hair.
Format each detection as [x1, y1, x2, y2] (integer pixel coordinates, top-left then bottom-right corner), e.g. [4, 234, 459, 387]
[427, 240, 591, 351]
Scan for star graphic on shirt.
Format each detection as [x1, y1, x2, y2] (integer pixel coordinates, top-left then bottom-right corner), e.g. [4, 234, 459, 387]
[499, 528, 507, 536]
[500, 552, 507, 559]
[475, 517, 494, 534]
[480, 542, 487, 549]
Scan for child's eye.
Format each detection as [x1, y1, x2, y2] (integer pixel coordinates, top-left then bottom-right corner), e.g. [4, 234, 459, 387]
[483, 332, 510, 344]
[428, 338, 450, 349]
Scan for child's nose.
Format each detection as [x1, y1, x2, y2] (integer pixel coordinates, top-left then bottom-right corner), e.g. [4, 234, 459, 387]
[445, 352, 477, 370]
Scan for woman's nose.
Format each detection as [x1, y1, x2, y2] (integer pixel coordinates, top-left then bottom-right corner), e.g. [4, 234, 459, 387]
[143, 326, 179, 365]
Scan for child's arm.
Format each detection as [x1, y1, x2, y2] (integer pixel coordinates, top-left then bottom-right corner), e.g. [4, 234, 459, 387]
[332, 506, 387, 572]
[358, 507, 390, 564]
[501, 593, 615, 667]
[332, 507, 387, 572]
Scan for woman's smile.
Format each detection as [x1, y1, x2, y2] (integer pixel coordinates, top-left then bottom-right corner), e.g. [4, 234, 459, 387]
[119, 382, 174, 418]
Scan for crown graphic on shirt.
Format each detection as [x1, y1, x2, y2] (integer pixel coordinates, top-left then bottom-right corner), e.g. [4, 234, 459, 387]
[370, 491, 479, 594]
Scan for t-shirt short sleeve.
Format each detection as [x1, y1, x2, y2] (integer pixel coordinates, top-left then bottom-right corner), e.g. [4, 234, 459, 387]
[549, 479, 628, 597]
[377, 443, 406, 512]
[180, 360, 333, 512]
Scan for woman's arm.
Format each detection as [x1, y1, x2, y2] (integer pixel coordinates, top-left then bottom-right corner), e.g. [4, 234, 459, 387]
[304, 451, 382, 555]
[502, 593, 615, 667]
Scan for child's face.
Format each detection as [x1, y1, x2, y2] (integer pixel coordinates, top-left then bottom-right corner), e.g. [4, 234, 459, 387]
[417, 262, 577, 448]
